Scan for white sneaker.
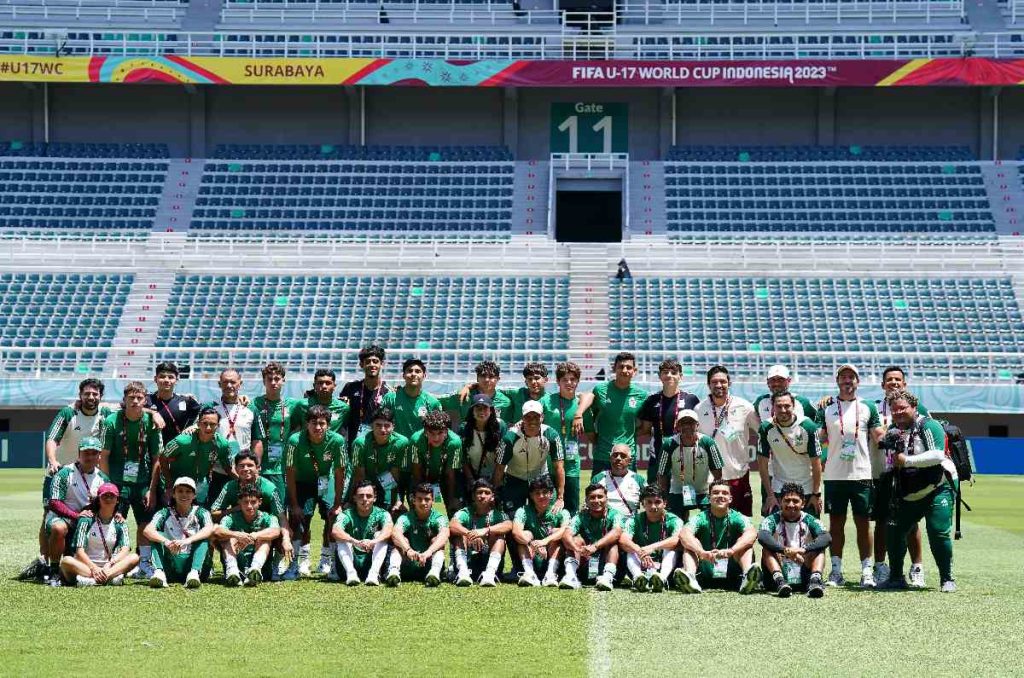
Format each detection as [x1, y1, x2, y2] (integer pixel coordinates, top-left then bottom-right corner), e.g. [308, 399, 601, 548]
[455, 569, 473, 587]
[185, 571, 201, 589]
[365, 573, 381, 586]
[76, 576, 97, 587]
[225, 567, 242, 587]
[559, 573, 582, 590]
[541, 571, 559, 588]
[909, 564, 926, 589]
[148, 569, 168, 589]
[297, 557, 312, 578]
[385, 569, 401, 587]
[873, 562, 891, 587]
[595, 573, 614, 591]
[345, 572, 361, 586]
[109, 575, 124, 586]
[479, 571, 498, 587]
[518, 570, 541, 587]
[672, 568, 702, 594]
[244, 567, 263, 587]
[425, 570, 442, 587]
[317, 554, 332, 576]
[827, 569, 846, 587]
[860, 566, 876, 589]
[941, 580, 957, 593]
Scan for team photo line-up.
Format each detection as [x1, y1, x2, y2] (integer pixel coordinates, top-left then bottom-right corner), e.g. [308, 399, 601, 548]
[24, 347, 963, 595]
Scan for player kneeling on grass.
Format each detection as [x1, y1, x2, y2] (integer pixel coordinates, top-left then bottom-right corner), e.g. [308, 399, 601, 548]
[757, 483, 829, 598]
[332, 481, 394, 586]
[560, 484, 623, 591]
[59, 483, 139, 587]
[387, 483, 449, 587]
[675, 480, 760, 595]
[620, 486, 683, 593]
[144, 477, 216, 589]
[449, 479, 512, 587]
[513, 476, 571, 588]
[214, 488, 282, 587]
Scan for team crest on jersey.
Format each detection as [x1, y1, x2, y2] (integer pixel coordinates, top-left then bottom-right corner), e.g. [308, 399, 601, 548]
[628, 398, 638, 408]
[323, 451, 332, 462]
[418, 407, 427, 417]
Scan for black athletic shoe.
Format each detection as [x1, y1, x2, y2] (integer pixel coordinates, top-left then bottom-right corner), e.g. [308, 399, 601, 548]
[777, 582, 793, 598]
[807, 581, 825, 598]
[17, 558, 44, 581]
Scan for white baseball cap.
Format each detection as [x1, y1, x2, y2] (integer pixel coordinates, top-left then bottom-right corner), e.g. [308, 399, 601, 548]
[766, 365, 791, 380]
[836, 364, 860, 378]
[173, 477, 197, 491]
[521, 401, 544, 417]
[675, 409, 700, 423]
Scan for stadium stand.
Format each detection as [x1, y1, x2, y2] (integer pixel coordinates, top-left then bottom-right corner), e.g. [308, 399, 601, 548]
[153, 274, 571, 374]
[664, 146, 994, 236]
[0, 142, 169, 232]
[0, 272, 133, 373]
[0, 0, 185, 26]
[191, 145, 515, 235]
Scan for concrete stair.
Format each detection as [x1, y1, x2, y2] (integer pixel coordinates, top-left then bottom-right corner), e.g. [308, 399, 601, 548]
[567, 243, 611, 379]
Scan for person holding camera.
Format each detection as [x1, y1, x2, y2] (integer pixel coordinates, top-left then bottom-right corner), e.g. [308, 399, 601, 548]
[880, 389, 957, 592]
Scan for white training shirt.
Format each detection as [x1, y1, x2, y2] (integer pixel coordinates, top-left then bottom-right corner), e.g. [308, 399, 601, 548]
[694, 396, 757, 481]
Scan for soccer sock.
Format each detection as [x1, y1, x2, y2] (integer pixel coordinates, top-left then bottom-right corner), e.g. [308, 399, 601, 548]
[223, 553, 238, 572]
[369, 543, 389, 578]
[250, 550, 268, 572]
[625, 553, 643, 578]
[831, 556, 842, 573]
[139, 545, 152, 563]
[564, 557, 579, 578]
[454, 548, 469, 574]
[299, 543, 311, 561]
[388, 548, 403, 573]
[336, 542, 356, 576]
[485, 550, 502, 575]
[521, 558, 536, 576]
[428, 551, 445, 577]
[602, 562, 616, 578]
[773, 571, 785, 585]
[861, 558, 873, 571]
[659, 551, 677, 580]
[545, 558, 559, 579]
[320, 545, 332, 562]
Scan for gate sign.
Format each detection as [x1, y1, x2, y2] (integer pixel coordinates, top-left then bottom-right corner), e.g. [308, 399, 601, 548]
[550, 102, 628, 154]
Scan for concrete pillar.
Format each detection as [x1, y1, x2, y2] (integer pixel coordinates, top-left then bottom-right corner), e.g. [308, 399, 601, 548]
[503, 87, 518, 154]
[816, 87, 836, 146]
[659, 87, 674, 158]
[187, 86, 206, 158]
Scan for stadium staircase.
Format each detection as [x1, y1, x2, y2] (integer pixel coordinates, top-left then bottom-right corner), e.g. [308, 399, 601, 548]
[104, 267, 177, 378]
[512, 160, 548, 236]
[980, 162, 1024, 234]
[568, 243, 611, 379]
[628, 161, 667, 237]
[182, 0, 225, 30]
[155, 158, 205, 234]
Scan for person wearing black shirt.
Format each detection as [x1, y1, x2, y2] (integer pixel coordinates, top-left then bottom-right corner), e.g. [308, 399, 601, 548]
[638, 359, 700, 485]
[340, 345, 393, 445]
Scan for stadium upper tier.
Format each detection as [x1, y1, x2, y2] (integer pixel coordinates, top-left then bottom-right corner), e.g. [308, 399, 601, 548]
[0, 272, 132, 373]
[193, 146, 514, 234]
[0, 145, 168, 231]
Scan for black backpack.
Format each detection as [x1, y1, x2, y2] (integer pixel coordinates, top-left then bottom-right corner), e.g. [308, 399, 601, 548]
[938, 420, 974, 539]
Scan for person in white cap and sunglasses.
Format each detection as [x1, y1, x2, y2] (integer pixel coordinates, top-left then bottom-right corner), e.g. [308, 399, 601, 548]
[144, 477, 216, 589]
[816, 364, 885, 588]
[752, 365, 816, 425]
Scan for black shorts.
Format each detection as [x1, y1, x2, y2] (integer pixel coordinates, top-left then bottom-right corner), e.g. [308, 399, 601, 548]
[294, 481, 330, 520]
[872, 473, 896, 522]
[116, 482, 155, 525]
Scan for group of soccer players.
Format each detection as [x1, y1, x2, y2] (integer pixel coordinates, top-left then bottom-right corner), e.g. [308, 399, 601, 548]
[23, 347, 959, 594]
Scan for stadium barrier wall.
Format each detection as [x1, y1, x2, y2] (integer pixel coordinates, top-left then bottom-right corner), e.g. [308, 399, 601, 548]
[969, 437, 1024, 475]
[0, 431, 44, 469]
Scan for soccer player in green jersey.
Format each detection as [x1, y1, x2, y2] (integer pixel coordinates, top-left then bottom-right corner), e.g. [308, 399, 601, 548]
[757, 392, 822, 516]
[289, 369, 351, 436]
[458, 394, 507, 495]
[380, 358, 443, 498]
[214, 487, 282, 587]
[387, 483, 449, 587]
[757, 483, 830, 598]
[59, 483, 138, 587]
[592, 444, 647, 520]
[101, 381, 162, 578]
[560, 483, 623, 591]
[145, 477, 216, 589]
[573, 352, 647, 474]
[332, 480, 393, 586]
[540, 361, 593, 517]
[410, 410, 462, 515]
[882, 390, 957, 592]
[495, 400, 565, 516]
[816, 364, 885, 588]
[249, 362, 297, 507]
[350, 408, 408, 515]
[513, 476, 571, 587]
[159, 407, 238, 507]
[658, 410, 724, 521]
[445, 360, 514, 423]
[676, 480, 761, 594]
[620, 486, 683, 593]
[42, 437, 109, 585]
[873, 365, 931, 587]
[449, 479, 511, 587]
[286, 404, 348, 578]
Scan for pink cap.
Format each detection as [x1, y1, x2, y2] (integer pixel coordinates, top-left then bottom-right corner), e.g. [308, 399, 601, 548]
[97, 482, 120, 498]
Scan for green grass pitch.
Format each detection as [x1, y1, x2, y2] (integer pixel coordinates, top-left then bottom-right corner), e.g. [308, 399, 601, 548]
[1, 469, 1022, 676]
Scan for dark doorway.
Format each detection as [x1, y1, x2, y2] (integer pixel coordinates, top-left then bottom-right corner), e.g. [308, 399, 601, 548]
[556, 190, 622, 242]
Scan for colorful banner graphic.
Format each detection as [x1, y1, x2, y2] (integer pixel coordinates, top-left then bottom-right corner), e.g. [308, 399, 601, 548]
[1, 55, 1024, 87]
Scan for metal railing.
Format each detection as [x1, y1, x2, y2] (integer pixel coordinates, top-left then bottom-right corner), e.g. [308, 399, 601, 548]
[0, 28, 1002, 60]
[619, 0, 965, 24]
[1, 347, 1020, 383]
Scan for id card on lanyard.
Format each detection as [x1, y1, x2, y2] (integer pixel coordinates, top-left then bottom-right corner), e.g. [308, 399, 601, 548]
[308, 441, 329, 496]
[121, 413, 146, 483]
[709, 513, 729, 578]
[264, 399, 286, 462]
[836, 399, 859, 461]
